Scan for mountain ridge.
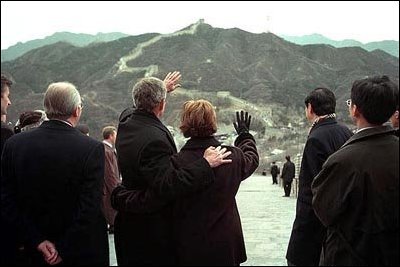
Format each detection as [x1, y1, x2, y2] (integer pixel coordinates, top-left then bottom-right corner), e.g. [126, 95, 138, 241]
[280, 33, 398, 57]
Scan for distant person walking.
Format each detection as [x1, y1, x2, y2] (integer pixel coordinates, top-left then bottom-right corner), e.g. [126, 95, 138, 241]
[286, 87, 353, 266]
[270, 161, 279, 184]
[312, 75, 399, 266]
[281, 156, 295, 197]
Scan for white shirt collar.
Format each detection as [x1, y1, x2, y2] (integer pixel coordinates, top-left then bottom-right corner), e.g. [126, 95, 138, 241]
[355, 126, 376, 133]
[52, 119, 73, 127]
[102, 140, 113, 148]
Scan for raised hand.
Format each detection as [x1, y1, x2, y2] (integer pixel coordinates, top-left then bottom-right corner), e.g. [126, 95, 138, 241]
[203, 146, 232, 168]
[233, 111, 251, 135]
[164, 71, 181, 93]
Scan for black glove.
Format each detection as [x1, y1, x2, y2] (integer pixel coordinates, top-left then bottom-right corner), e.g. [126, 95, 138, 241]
[233, 111, 251, 135]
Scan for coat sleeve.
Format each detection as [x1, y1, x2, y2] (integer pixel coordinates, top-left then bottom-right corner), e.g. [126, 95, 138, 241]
[234, 133, 259, 180]
[112, 139, 215, 213]
[103, 148, 120, 196]
[55, 143, 105, 261]
[311, 157, 357, 227]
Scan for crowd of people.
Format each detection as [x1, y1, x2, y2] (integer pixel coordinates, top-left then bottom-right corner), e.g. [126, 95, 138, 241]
[1, 71, 399, 266]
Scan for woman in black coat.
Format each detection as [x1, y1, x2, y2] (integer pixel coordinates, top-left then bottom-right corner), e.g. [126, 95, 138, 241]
[172, 101, 259, 266]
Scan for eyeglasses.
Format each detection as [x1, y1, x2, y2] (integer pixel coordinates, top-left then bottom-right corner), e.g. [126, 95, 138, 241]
[346, 99, 352, 107]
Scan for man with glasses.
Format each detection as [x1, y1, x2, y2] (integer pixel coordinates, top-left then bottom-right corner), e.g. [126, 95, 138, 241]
[286, 87, 353, 266]
[312, 75, 399, 265]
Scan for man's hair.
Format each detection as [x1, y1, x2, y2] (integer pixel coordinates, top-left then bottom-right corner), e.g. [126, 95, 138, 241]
[351, 75, 398, 125]
[44, 82, 81, 120]
[304, 87, 336, 116]
[1, 74, 13, 97]
[179, 99, 217, 138]
[132, 77, 166, 113]
[285, 155, 291, 161]
[76, 124, 90, 135]
[102, 126, 117, 140]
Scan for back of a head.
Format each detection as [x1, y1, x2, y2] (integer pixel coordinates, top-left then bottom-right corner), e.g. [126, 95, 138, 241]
[76, 124, 90, 136]
[179, 99, 217, 138]
[286, 155, 291, 161]
[351, 75, 398, 125]
[14, 110, 48, 133]
[132, 77, 166, 113]
[44, 82, 81, 120]
[304, 87, 336, 116]
[102, 126, 117, 140]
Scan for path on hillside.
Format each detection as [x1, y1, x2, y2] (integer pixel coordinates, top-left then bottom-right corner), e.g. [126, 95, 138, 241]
[113, 20, 202, 77]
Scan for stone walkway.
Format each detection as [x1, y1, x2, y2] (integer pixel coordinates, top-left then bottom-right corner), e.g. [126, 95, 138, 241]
[108, 174, 297, 266]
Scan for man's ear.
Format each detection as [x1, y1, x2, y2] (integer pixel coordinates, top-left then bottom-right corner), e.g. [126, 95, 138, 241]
[352, 104, 361, 118]
[72, 106, 80, 118]
[307, 103, 314, 115]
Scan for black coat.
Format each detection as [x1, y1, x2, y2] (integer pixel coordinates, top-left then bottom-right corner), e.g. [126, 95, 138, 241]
[1, 121, 13, 154]
[1, 120, 109, 266]
[0, 121, 15, 265]
[172, 134, 259, 266]
[270, 164, 279, 176]
[286, 118, 353, 265]
[312, 126, 399, 266]
[281, 161, 295, 182]
[114, 109, 215, 266]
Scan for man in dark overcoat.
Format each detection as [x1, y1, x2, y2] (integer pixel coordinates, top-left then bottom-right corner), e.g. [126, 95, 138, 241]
[312, 75, 399, 266]
[281, 155, 295, 197]
[270, 161, 279, 184]
[1, 82, 109, 265]
[286, 87, 353, 265]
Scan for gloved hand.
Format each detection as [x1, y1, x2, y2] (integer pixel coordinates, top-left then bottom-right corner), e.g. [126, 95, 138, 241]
[233, 110, 251, 135]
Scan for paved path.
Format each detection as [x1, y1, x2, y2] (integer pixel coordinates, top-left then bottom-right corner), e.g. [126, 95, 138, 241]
[238, 174, 297, 266]
[108, 174, 297, 266]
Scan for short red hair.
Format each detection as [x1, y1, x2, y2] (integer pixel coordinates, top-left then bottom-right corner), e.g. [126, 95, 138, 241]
[179, 100, 217, 138]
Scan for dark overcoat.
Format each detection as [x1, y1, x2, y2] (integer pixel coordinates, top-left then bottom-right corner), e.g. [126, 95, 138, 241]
[114, 109, 215, 266]
[281, 161, 295, 182]
[312, 126, 399, 266]
[1, 120, 109, 265]
[286, 118, 353, 265]
[172, 134, 259, 266]
[1, 121, 13, 154]
[0, 121, 16, 265]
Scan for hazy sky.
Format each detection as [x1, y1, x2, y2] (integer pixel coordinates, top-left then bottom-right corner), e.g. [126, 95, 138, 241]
[1, 1, 399, 49]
